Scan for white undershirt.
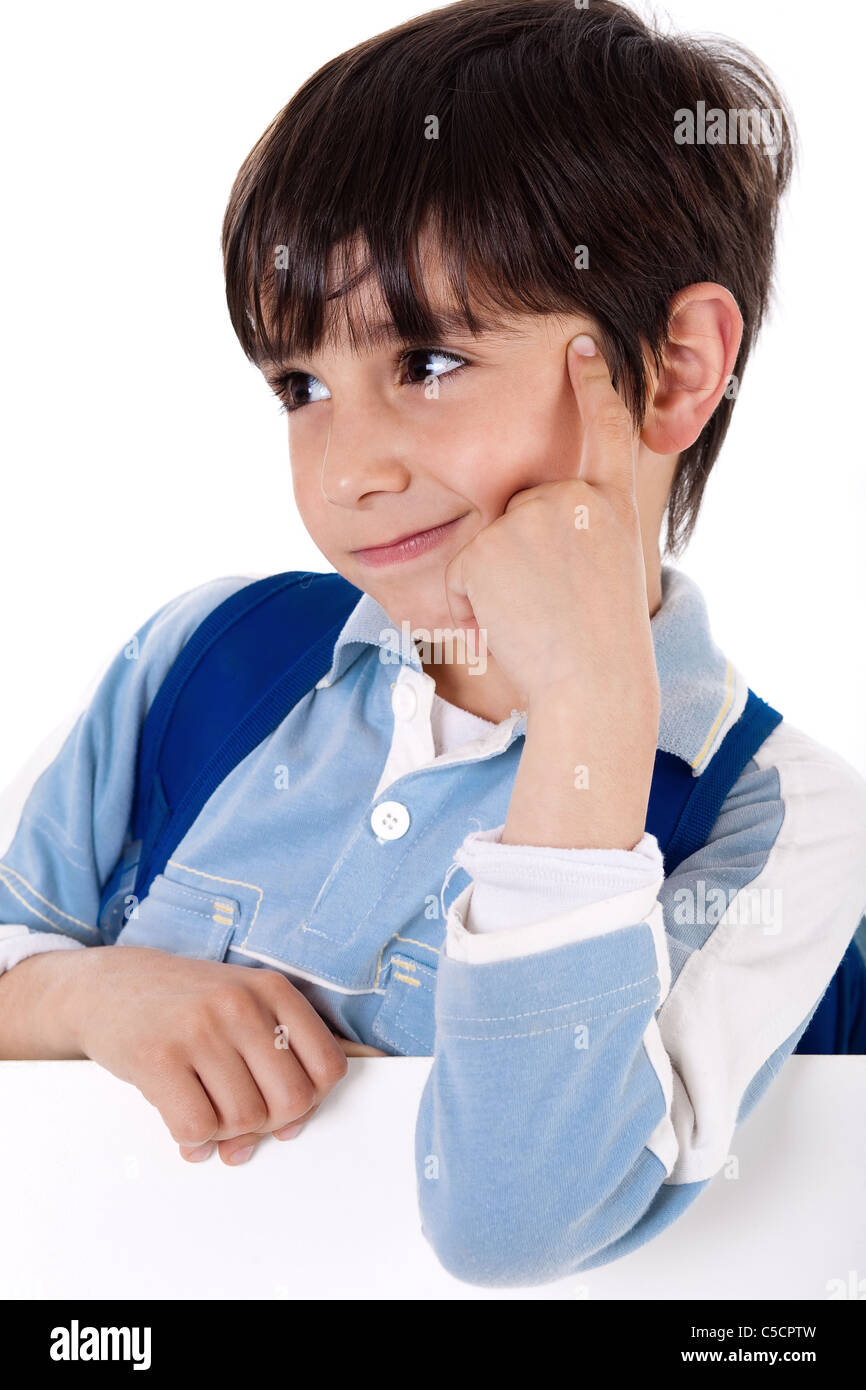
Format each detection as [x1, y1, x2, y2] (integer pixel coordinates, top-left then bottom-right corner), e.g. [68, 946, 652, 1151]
[429, 692, 497, 756]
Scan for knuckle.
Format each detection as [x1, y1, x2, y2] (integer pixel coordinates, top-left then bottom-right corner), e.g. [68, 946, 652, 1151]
[282, 1075, 317, 1116]
[207, 983, 257, 1025]
[228, 1102, 269, 1135]
[258, 969, 298, 1004]
[180, 1009, 219, 1048]
[312, 1044, 349, 1088]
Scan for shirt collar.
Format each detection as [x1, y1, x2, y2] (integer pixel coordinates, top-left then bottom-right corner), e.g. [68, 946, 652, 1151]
[315, 564, 746, 775]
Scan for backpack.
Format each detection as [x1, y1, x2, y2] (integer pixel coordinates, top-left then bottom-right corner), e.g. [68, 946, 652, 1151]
[97, 570, 866, 1055]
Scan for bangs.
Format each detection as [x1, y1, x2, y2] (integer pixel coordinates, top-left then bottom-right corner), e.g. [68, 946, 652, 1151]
[224, 139, 607, 376]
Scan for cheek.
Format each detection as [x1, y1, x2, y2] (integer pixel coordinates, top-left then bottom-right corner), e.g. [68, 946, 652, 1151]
[287, 467, 343, 564]
[442, 394, 571, 507]
[289, 459, 325, 525]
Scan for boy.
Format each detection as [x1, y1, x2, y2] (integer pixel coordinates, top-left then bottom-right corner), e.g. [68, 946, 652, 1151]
[1, 0, 865, 1288]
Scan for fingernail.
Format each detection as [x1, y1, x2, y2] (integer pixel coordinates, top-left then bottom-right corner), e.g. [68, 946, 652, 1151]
[570, 334, 597, 356]
[274, 1122, 306, 1141]
[228, 1145, 255, 1165]
[186, 1141, 215, 1162]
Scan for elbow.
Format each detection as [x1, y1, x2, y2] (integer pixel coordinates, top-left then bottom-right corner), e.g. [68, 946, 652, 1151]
[417, 1149, 672, 1288]
[418, 1194, 596, 1290]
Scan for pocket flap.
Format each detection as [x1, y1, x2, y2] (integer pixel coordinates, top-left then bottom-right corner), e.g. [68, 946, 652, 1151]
[114, 872, 241, 961]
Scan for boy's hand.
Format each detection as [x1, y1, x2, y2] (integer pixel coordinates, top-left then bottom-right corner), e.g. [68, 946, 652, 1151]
[444, 333, 654, 711]
[68, 944, 351, 1165]
[444, 334, 660, 850]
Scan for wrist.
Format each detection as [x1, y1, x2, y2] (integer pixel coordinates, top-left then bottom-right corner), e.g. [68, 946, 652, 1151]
[0, 946, 99, 1059]
[504, 687, 656, 851]
[51, 945, 110, 1057]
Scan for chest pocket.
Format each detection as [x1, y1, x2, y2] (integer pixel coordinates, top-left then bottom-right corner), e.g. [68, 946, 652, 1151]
[113, 872, 241, 962]
[371, 952, 438, 1056]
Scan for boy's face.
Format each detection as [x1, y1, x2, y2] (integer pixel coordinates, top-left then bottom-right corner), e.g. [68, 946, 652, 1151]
[262, 263, 667, 634]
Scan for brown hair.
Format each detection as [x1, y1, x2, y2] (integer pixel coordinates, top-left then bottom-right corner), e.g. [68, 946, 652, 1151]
[222, 0, 795, 553]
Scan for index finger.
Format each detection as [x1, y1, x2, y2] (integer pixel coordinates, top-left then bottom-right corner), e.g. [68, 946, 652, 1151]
[567, 334, 639, 495]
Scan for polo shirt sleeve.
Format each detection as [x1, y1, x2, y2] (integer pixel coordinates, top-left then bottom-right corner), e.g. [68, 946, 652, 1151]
[415, 725, 866, 1286]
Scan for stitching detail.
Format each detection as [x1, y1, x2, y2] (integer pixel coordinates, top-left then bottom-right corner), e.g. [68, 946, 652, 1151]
[373, 959, 436, 1052]
[387, 1013, 433, 1050]
[145, 900, 224, 925]
[297, 820, 368, 938]
[152, 877, 237, 911]
[437, 971, 659, 1022]
[440, 994, 658, 1041]
[166, 859, 263, 943]
[374, 932, 443, 986]
[394, 933, 441, 956]
[691, 658, 734, 770]
[0, 863, 100, 936]
[393, 971, 420, 986]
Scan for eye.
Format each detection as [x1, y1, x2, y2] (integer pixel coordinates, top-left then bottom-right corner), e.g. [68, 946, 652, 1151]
[401, 347, 468, 387]
[271, 346, 468, 414]
[274, 372, 331, 414]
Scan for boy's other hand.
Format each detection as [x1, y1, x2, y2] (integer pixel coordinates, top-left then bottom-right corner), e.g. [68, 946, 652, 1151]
[67, 944, 352, 1166]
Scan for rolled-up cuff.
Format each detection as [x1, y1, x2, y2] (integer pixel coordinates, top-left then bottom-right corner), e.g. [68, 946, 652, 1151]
[445, 828, 664, 962]
[0, 925, 86, 975]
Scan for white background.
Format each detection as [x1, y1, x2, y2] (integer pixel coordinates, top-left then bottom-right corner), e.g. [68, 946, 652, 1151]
[1, 0, 863, 782]
[2, 1056, 863, 1298]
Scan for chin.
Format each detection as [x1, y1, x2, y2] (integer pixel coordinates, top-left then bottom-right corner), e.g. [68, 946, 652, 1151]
[362, 573, 456, 637]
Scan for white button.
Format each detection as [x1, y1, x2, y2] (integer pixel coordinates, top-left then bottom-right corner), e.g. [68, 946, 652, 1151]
[371, 800, 411, 841]
[391, 683, 418, 720]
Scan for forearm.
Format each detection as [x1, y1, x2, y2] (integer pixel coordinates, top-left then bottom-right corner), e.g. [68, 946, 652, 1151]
[0, 946, 100, 1059]
[502, 680, 658, 850]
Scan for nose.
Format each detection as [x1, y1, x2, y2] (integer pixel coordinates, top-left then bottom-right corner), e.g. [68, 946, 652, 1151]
[320, 401, 412, 506]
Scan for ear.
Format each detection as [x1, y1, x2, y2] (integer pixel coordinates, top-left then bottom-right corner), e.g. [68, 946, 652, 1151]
[640, 283, 743, 455]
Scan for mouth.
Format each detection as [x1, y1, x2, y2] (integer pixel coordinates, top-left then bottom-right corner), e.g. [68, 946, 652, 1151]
[350, 513, 469, 568]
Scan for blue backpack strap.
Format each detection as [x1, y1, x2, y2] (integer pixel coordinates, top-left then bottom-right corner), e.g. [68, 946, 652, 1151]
[659, 689, 783, 875]
[128, 570, 362, 906]
[795, 938, 866, 1055]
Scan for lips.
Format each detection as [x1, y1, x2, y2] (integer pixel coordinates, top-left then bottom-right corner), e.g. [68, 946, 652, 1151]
[350, 514, 467, 568]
